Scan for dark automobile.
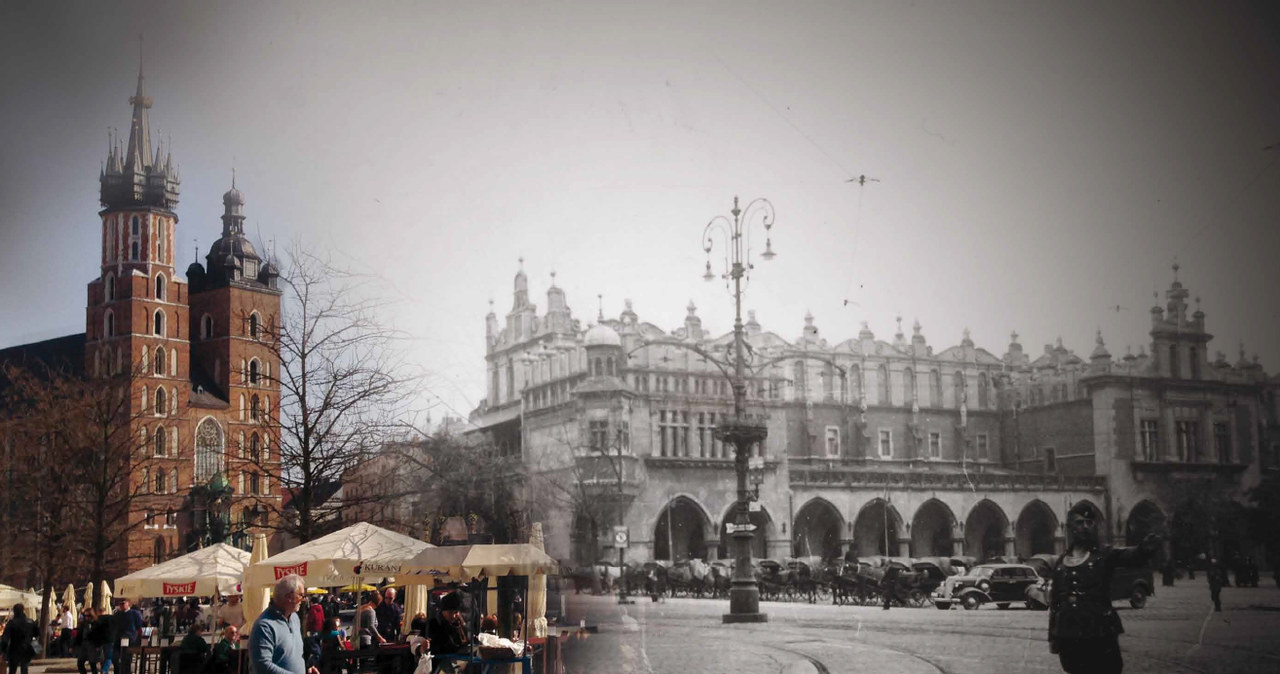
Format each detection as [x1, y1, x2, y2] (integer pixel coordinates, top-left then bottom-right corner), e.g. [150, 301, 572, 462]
[1023, 558, 1156, 610]
[932, 563, 1041, 610]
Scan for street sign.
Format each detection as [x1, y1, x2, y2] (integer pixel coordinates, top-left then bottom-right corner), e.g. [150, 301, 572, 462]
[725, 523, 758, 534]
[612, 525, 629, 548]
[748, 500, 762, 512]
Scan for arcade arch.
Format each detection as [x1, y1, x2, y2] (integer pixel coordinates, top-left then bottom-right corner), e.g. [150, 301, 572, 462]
[852, 498, 902, 557]
[1015, 499, 1058, 557]
[654, 496, 712, 562]
[965, 499, 1010, 561]
[911, 499, 956, 557]
[1125, 500, 1166, 546]
[792, 498, 843, 560]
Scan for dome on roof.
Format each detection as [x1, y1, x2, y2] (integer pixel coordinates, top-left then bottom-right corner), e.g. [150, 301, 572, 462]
[584, 322, 621, 347]
[223, 186, 245, 207]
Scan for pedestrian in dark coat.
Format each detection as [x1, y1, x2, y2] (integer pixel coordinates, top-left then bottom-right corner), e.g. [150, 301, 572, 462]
[1207, 560, 1225, 612]
[880, 565, 901, 610]
[1048, 503, 1160, 674]
[2, 604, 38, 674]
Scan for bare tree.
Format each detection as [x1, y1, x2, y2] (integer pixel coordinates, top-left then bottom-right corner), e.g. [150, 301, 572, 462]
[1, 360, 154, 640]
[242, 243, 420, 543]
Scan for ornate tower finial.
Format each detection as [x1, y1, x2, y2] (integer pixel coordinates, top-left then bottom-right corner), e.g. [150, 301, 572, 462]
[549, 270, 556, 287]
[1010, 330, 1019, 343]
[1172, 259, 1180, 281]
[232, 166, 236, 189]
[597, 294, 603, 321]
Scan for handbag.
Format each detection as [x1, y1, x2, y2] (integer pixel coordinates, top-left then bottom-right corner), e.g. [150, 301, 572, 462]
[29, 637, 42, 658]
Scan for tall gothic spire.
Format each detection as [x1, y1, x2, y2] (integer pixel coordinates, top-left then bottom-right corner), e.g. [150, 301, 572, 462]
[125, 60, 153, 172]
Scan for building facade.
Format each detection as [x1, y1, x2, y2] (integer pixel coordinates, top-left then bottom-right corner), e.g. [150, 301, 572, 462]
[470, 265, 1124, 568]
[1, 68, 283, 582]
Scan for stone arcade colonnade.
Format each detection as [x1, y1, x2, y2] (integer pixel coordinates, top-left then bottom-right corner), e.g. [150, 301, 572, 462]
[624, 486, 1104, 563]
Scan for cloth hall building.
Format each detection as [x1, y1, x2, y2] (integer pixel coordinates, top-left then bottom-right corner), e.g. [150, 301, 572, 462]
[0, 69, 282, 585]
[469, 265, 1279, 569]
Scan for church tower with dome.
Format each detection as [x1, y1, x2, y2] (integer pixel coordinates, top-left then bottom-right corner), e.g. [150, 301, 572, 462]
[69, 65, 283, 576]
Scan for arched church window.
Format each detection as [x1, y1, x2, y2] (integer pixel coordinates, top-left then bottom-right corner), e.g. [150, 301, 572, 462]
[201, 315, 213, 340]
[131, 241, 139, 261]
[194, 418, 225, 484]
[131, 216, 140, 236]
[153, 426, 166, 456]
[249, 313, 261, 339]
[154, 347, 165, 375]
[251, 395, 261, 420]
[155, 274, 166, 300]
[155, 388, 166, 416]
[105, 311, 115, 338]
[105, 274, 115, 302]
[878, 364, 890, 405]
[250, 433, 261, 463]
[155, 470, 166, 494]
[249, 359, 260, 385]
[154, 310, 165, 337]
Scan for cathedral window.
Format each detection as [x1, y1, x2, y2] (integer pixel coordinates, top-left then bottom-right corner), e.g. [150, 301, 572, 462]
[154, 388, 166, 416]
[170, 386, 178, 414]
[878, 429, 893, 458]
[141, 348, 148, 372]
[104, 273, 115, 302]
[142, 386, 149, 412]
[155, 469, 167, 494]
[249, 312, 261, 339]
[201, 315, 213, 340]
[825, 426, 841, 457]
[131, 215, 140, 236]
[170, 350, 177, 376]
[154, 310, 165, 337]
[194, 418, 225, 484]
[155, 274, 166, 300]
[104, 311, 115, 338]
[238, 394, 245, 421]
[978, 372, 990, 408]
[153, 426, 166, 456]
[249, 359, 261, 385]
[878, 365, 890, 405]
[144, 507, 155, 526]
[131, 241, 139, 261]
[250, 433, 261, 462]
[251, 394, 261, 420]
[154, 347, 165, 375]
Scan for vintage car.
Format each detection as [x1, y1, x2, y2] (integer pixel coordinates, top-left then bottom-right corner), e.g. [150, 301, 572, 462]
[932, 563, 1042, 610]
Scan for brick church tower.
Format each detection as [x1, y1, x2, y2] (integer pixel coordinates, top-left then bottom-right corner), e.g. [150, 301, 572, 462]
[82, 65, 282, 573]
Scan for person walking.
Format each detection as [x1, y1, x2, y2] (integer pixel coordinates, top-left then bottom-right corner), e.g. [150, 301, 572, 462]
[880, 565, 901, 610]
[1048, 503, 1161, 674]
[110, 600, 142, 674]
[1, 604, 38, 674]
[247, 574, 318, 674]
[374, 588, 402, 643]
[1207, 559, 1225, 612]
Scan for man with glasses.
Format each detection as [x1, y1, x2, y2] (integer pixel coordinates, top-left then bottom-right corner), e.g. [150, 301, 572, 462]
[248, 575, 318, 674]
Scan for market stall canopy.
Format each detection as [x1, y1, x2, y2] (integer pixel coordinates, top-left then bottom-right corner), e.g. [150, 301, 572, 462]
[114, 543, 251, 599]
[244, 522, 432, 588]
[390, 544, 559, 584]
[0, 585, 41, 611]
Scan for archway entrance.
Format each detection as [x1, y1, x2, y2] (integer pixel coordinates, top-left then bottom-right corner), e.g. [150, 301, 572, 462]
[852, 499, 900, 556]
[1015, 500, 1058, 557]
[793, 499, 843, 560]
[1125, 500, 1166, 545]
[911, 499, 955, 557]
[720, 506, 773, 559]
[654, 496, 710, 561]
[965, 500, 1009, 562]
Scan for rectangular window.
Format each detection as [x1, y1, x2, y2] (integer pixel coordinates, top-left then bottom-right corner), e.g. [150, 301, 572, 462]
[928, 432, 941, 459]
[659, 411, 669, 457]
[825, 426, 840, 457]
[976, 434, 989, 460]
[1214, 422, 1230, 463]
[878, 430, 892, 458]
[589, 420, 609, 453]
[1044, 447, 1057, 473]
[1175, 421, 1198, 462]
[680, 411, 690, 456]
[1140, 420, 1159, 461]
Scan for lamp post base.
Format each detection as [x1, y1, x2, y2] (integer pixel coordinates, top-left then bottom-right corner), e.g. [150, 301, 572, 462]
[722, 612, 769, 624]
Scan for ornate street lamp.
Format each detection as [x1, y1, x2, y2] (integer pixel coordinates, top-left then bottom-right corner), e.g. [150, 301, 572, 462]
[702, 195, 775, 623]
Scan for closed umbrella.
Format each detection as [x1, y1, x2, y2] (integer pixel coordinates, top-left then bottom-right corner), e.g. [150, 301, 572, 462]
[243, 533, 271, 630]
[98, 580, 112, 612]
[61, 584, 77, 630]
[401, 584, 428, 635]
[528, 523, 547, 638]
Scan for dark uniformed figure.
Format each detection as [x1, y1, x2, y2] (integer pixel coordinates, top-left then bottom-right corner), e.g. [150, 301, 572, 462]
[881, 565, 901, 611]
[1049, 502, 1160, 674]
[1207, 559, 1225, 612]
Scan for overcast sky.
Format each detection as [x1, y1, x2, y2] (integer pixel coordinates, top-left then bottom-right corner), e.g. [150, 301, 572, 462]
[2, 0, 1278, 423]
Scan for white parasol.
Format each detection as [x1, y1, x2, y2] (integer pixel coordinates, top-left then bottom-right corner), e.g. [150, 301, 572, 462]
[528, 523, 548, 638]
[61, 584, 77, 629]
[114, 543, 250, 599]
[243, 533, 272, 630]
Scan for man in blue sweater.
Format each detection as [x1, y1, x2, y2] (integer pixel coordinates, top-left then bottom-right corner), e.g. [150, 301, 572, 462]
[249, 575, 319, 674]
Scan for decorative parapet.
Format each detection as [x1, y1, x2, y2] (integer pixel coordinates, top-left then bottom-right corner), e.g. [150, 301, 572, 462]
[1129, 461, 1248, 476]
[787, 458, 1106, 492]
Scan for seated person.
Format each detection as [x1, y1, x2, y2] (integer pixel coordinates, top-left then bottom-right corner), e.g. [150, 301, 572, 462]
[427, 593, 471, 673]
[205, 626, 238, 674]
[178, 623, 211, 657]
[409, 611, 428, 637]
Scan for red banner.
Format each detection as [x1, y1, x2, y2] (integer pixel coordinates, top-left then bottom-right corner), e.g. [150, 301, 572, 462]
[273, 562, 308, 580]
[162, 582, 197, 596]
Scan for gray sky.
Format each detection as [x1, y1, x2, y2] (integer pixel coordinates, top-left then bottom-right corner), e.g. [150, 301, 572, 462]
[2, 0, 1278, 422]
